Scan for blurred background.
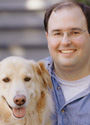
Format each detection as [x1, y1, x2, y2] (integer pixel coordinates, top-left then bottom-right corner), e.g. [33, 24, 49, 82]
[0, 0, 89, 61]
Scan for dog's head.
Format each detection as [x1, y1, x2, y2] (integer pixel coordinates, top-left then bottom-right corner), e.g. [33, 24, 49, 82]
[0, 56, 52, 121]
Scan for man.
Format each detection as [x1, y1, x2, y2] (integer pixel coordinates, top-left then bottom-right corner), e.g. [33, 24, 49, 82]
[43, 0, 90, 125]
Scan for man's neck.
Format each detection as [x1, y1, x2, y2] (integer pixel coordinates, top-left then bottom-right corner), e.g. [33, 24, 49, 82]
[54, 64, 90, 81]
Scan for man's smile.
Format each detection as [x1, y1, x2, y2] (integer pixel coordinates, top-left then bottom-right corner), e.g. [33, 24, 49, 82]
[59, 49, 76, 54]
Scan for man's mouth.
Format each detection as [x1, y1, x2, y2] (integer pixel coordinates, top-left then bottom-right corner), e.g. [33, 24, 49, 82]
[60, 49, 76, 54]
[3, 96, 26, 118]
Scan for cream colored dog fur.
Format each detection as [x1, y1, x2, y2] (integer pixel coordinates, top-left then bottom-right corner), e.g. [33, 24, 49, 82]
[0, 56, 54, 125]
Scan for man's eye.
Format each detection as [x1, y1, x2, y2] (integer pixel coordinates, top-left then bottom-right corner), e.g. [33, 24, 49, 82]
[73, 31, 80, 34]
[3, 77, 11, 82]
[54, 32, 62, 36]
[71, 31, 80, 35]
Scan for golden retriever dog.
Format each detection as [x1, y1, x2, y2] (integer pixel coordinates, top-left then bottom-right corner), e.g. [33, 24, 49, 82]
[0, 56, 54, 125]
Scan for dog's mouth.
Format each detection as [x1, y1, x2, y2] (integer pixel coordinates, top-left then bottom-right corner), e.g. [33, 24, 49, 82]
[12, 108, 26, 118]
[2, 96, 26, 118]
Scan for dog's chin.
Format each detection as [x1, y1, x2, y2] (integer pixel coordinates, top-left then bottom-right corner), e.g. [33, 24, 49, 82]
[2, 96, 26, 119]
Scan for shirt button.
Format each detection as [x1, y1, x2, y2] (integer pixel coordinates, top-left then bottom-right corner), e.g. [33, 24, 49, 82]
[62, 109, 65, 113]
[57, 86, 60, 90]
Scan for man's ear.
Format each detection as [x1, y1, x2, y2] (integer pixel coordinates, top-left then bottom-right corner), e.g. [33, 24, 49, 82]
[37, 61, 52, 89]
[45, 31, 48, 39]
[45, 31, 50, 49]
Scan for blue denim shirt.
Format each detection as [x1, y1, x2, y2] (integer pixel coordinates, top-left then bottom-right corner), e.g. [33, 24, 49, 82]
[43, 56, 90, 125]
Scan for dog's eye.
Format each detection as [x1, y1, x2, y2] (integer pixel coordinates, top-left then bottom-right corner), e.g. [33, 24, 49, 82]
[3, 77, 10, 82]
[24, 77, 31, 82]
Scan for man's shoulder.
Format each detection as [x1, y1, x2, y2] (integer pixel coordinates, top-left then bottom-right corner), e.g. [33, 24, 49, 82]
[40, 56, 53, 70]
[42, 56, 52, 63]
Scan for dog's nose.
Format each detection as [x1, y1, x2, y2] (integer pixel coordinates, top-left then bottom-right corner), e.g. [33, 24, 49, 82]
[14, 95, 26, 106]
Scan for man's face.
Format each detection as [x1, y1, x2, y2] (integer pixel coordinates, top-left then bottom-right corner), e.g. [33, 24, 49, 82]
[46, 7, 90, 71]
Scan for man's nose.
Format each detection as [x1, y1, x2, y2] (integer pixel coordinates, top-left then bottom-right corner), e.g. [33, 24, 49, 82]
[61, 33, 71, 46]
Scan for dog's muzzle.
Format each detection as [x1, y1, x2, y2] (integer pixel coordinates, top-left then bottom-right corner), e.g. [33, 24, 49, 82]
[3, 95, 26, 118]
[13, 95, 26, 118]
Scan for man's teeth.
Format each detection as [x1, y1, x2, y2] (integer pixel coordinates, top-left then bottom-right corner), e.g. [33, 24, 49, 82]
[61, 50, 75, 53]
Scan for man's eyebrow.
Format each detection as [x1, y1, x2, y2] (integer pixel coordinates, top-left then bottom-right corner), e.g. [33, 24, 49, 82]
[71, 28, 82, 30]
[51, 29, 62, 33]
[50, 28, 82, 33]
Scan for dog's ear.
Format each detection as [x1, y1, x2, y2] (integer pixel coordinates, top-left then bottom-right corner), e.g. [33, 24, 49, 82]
[37, 62, 52, 89]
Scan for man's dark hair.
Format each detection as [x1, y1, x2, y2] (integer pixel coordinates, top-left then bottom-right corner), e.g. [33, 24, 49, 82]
[44, 1, 90, 33]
